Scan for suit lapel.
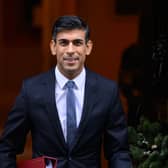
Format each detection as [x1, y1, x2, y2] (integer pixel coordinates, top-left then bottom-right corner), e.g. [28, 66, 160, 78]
[70, 69, 98, 150]
[43, 69, 67, 149]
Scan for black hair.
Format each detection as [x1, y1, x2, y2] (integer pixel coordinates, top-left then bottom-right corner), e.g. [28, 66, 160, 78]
[51, 15, 90, 42]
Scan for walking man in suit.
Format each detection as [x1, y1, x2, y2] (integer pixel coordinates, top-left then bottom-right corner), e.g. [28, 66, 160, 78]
[0, 15, 132, 168]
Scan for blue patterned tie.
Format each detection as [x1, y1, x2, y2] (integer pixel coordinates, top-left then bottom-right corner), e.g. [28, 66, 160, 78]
[65, 80, 77, 146]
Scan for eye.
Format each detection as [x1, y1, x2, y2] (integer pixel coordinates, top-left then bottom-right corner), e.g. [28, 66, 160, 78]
[72, 39, 84, 46]
[58, 39, 69, 46]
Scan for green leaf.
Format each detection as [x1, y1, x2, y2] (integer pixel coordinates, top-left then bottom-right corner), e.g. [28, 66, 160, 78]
[149, 161, 162, 168]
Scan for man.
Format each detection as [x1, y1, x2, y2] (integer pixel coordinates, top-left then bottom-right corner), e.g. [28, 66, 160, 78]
[0, 15, 132, 168]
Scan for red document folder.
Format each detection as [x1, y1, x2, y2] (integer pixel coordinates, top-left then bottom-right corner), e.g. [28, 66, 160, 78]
[17, 156, 57, 168]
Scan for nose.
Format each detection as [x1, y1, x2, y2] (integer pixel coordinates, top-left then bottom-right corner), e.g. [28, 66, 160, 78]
[67, 43, 75, 54]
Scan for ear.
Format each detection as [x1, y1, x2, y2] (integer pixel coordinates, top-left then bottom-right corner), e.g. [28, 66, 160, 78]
[50, 40, 57, 55]
[86, 40, 93, 55]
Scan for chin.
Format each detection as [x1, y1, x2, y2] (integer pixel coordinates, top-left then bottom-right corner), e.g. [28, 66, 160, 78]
[66, 69, 77, 74]
[66, 68, 81, 78]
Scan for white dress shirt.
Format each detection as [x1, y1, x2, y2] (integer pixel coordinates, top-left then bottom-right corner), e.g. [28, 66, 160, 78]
[46, 161, 53, 168]
[55, 66, 85, 140]
[46, 67, 86, 168]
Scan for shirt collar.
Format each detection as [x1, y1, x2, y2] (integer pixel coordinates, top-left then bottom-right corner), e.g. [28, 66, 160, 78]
[55, 66, 86, 90]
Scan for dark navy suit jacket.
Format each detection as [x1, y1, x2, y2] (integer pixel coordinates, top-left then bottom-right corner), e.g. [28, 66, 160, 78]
[0, 68, 132, 168]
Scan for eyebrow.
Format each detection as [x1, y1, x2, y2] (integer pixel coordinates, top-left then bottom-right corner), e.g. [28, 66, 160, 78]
[57, 38, 84, 42]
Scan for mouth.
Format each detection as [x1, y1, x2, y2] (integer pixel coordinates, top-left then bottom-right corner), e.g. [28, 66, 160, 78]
[63, 57, 79, 64]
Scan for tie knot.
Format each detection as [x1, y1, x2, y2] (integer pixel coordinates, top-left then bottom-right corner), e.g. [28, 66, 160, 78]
[65, 80, 75, 89]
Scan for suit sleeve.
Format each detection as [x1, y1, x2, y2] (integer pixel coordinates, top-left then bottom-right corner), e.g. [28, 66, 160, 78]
[0, 81, 30, 168]
[103, 83, 133, 168]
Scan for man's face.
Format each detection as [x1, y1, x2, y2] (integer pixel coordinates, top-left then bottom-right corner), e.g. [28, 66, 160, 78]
[50, 29, 93, 79]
